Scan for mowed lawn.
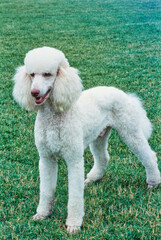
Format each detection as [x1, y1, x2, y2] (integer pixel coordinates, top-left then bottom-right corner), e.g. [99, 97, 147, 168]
[0, 0, 161, 239]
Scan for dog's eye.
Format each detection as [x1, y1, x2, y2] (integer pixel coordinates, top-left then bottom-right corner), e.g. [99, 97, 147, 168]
[30, 73, 35, 78]
[43, 73, 52, 78]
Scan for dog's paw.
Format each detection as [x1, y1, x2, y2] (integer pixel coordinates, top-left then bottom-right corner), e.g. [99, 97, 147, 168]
[84, 178, 92, 187]
[147, 184, 158, 189]
[147, 178, 160, 189]
[67, 226, 81, 234]
[32, 213, 46, 221]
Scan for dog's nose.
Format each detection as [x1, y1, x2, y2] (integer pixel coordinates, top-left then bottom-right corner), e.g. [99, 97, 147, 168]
[31, 89, 40, 97]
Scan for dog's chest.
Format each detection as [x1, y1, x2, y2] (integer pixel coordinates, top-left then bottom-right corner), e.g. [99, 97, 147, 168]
[34, 112, 65, 157]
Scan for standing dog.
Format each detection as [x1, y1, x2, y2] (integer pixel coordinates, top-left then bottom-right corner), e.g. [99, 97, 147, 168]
[13, 47, 160, 233]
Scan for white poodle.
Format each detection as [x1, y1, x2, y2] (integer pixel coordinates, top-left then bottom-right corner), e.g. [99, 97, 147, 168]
[13, 47, 160, 234]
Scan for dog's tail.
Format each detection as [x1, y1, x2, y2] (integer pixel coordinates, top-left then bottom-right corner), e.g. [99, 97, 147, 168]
[128, 93, 153, 140]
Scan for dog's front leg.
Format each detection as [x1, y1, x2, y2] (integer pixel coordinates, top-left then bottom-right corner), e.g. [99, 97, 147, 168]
[66, 159, 84, 234]
[33, 157, 58, 220]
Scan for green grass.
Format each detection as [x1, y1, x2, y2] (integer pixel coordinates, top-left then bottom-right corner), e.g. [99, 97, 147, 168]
[0, 0, 161, 239]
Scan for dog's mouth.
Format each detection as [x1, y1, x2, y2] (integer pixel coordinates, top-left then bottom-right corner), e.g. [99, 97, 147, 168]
[35, 88, 52, 105]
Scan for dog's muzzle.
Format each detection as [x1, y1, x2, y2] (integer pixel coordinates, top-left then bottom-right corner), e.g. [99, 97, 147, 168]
[33, 88, 52, 105]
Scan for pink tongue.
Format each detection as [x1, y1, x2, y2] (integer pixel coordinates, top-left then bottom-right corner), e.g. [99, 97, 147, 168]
[34, 89, 51, 104]
[35, 97, 44, 104]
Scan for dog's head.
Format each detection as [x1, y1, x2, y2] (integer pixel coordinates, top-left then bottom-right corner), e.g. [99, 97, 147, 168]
[13, 47, 83, 112]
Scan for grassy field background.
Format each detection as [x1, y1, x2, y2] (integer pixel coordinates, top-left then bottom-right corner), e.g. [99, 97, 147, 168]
[0, 0, 161, 239]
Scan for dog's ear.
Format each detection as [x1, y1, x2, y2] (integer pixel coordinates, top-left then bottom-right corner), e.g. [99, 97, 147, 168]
[12, 66, 37, 111]
[51, 59, 83, 113]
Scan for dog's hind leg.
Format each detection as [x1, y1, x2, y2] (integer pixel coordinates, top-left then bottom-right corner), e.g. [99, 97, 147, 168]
[118, 130, 160, 188]
[85, 127, 111, 186]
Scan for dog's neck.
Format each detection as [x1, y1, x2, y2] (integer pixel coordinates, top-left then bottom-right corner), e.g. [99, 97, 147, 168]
[37, 99, 68, 117]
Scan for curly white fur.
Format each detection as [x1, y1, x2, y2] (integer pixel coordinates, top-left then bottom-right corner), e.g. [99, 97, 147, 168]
[13, 47, 160, 234]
